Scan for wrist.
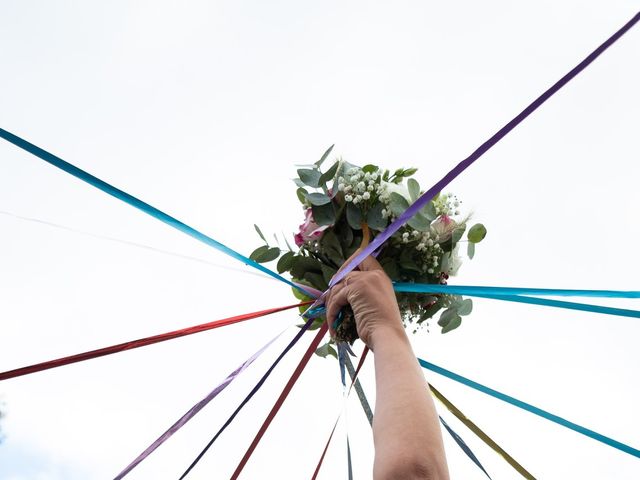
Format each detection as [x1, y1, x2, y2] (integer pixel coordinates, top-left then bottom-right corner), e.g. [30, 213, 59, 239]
[368, 322, 408, 352]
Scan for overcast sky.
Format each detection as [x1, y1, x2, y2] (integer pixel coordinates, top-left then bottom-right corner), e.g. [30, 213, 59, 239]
[1, 1, 639, 479]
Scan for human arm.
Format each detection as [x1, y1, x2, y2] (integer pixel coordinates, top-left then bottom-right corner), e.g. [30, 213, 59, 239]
[326, 257, 449, 480]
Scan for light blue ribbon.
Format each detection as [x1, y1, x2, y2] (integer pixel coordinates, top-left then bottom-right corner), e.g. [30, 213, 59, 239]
[394, 284, 640, 319]
[393, 283, 640, 298]
[0, 128, 314, 297]
[419, 358, 640, 459]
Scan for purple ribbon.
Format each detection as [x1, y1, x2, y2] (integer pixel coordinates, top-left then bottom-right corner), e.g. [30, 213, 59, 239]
[113, 330, 284, 479]
[330, 11, 640, 287]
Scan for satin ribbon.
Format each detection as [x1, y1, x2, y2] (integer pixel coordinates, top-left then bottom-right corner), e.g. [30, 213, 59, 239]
[439, 416, 492, 479]
[419, 358, 640, 459]
[429, 384, 535, 479]
[0, 302, 308, 382]
[393, 283, 640, 298]
[0, 128, 314, 298]
[329, 11, 640, 288]
[113, 329, 287, 479]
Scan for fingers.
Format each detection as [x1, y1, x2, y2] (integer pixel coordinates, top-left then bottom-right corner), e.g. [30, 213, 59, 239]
[325, 272, 361, 337]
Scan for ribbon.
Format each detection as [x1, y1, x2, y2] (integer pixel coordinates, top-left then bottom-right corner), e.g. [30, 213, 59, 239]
[429, 384, 535, 479]
[177, 316, 318, 479]
[230, 323, 329, 479]
[0, 128, 314, 298]
[0, 302, 308, 382]
[419, 358, 640, 459]
[393, 283, 640, 298]
[113, 329, 286, 479]
[329, 12, 640, 288]
[439, 416, 492, 479]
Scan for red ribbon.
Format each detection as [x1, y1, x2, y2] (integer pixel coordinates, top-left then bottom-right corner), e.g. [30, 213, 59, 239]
[230, 323, 329, 479]
[0, 302, 310, 381]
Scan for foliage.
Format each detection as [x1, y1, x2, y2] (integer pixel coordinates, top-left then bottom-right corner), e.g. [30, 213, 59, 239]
[250, 147, 487, 351]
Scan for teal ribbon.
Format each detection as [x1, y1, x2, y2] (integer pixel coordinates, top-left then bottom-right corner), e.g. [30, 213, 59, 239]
[393, 283, 640, 298]
[394, 284, 640, 319]
[418, 358, 640, 459]
[0, 128, 313, 297]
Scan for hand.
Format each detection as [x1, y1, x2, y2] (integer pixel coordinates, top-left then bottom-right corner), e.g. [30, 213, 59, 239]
[325, 256, 405, 351]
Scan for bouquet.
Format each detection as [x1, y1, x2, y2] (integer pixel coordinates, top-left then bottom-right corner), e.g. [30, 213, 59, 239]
[250, 146, 487, 357]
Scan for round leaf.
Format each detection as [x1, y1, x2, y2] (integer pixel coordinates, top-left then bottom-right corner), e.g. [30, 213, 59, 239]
[407, 178, 420, 202]
[457, 298, 473, 316]
[467, 223, 487, 243]
[305, 192, 331, 206]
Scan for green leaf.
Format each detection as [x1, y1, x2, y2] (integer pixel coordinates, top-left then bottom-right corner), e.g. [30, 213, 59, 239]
[382, 169, 390, 181]
[407, 178, 420, 202]
[315, 342, 338, 359]
[252, 246, 280, 263]
[254, 224, 268, 245]
[452, 225, 466, 244]
[312, 203, 336, 226]
[362, 164, 378, 174]
[315, 144, 335, 167]
[293, 178, 306, 188]
[249, 245, 269, 261]
[467, 241, 475, 259]
[457, 298, 473, 316]
[468, 223, 487, 243]
[389, 192, 410, 216]
[441, 314, 462, 333]
[380, 258, 399, 279]
[421, 201, 437, 221]
[320, 230, 344, 261]
[319, 161, 339, 185]
[291, 285, 314, 302]
[305, 192, 331, 206]
[402, 167, 418, 177]
[277, 251, 295, 273]
[305, 271, 328, 290]
[437, 307, 458, 327]
[290, 256, 323, 279]
[346, 202, 363, 230]
[407, 213, 430, 231]
[366, 202, 387, 231]
[420, 298, 444, 321]
[296, 187, 308, 204]
[297, 168, 322, 188]
[321, 263, 338, 284]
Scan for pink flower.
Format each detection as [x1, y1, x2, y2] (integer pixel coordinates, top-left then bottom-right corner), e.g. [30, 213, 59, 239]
[430, 214, 457, 241]
[294, 208, 329, 247]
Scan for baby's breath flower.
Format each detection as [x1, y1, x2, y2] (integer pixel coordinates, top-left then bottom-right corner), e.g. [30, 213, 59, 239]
[362, 191, 371, 200]
[345, 194, 353, 202]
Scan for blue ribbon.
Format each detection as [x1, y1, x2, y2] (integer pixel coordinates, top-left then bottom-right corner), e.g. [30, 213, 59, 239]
[0, 128, 315, 298]
[393, 284, 640, 319]
[393, 283, 640, 298]
[419, 358, 640, 459]
[439, 416, 492, 479]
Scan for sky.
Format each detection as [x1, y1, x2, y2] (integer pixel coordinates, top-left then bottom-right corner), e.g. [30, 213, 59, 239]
[1, 1, 639, 479]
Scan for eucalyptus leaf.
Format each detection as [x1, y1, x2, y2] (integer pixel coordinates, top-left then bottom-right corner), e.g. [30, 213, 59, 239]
[407, 213, 430, 231]
[249, 245, 269, 261]
[468, 223, 487, 243]
[457, 298, 473, 316]
[305, 192, 331, 206]
[277, 251, 295, 273]
[422, 201, 437, 221]
[380, 258, 399, 279]
[403, 167, 418, 177]
[366, 202, 387, 231]
[441, 314, 462, 333]
[437, 307, 458, 327]
[467, 241, 475, 259]
[254, 246, 280, 263]
[315, 144, 335, 167]
[312, 203, 336, 226]
[389, 192, 410, 216]
[293, 178, 306, 188]
[305, 271, 328, 291]
[407, 178, 420, 202]
[254, 224, 268, 245]
[452, 226, 466, 244]
[290, 256, 323, 279]
[319, 161, 339, 185]
[297, 168, 322, 188]
[346, 202, 363, 230]
[321, 264, 338, 284]
[362, 164, 378, 173]
[296, 187, 308, 204]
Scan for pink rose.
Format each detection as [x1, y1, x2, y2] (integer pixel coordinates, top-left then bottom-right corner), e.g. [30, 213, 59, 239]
[294, 208, 329, 247]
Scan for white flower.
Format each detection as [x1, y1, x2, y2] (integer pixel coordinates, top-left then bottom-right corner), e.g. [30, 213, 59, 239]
[338, 183, 345, 191]
[371, 172, 378, 180]
[428, 268, 434, 274]
[367, 185, 374, 191]
[357, 181, 366, 191]
[402, 232, 409, 239]
[345, 194, 353, 202]
[364, 172, 371, 180]
[381, 209, 388, 218]
[362, 191, 371, 200]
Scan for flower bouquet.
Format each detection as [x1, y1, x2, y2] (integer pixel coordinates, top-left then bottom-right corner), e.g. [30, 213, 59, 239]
[250, 146, 486, 356]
